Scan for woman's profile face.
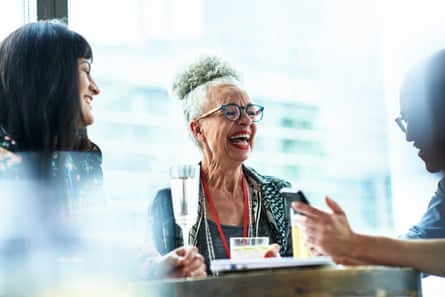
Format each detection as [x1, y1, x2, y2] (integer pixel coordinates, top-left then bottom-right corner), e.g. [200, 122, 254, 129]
[78, 58, 100, 127]
[400, 85, 445, 173]
[195, 84, 257, 166]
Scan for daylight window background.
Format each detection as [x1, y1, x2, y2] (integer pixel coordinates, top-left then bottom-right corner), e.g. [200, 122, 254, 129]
[69, 2, 445, 293]
[70, 0, 395, 242]
[2, 0, 445, 295]
[66, 0, 445, 243]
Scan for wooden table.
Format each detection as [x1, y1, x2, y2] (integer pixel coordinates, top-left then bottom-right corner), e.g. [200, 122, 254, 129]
[129, 265, 422, 297]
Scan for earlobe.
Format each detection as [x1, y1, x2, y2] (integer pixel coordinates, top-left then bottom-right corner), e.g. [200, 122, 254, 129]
[190, 120, 202, 138]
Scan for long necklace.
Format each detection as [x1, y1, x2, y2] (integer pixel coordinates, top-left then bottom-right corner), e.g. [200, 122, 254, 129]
[200, 170, 249, 258]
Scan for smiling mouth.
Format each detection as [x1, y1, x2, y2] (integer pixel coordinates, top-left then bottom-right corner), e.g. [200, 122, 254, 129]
[414, 145, 427, 160]
[83, 97, 92, 106]
[228, 133, 250, 146]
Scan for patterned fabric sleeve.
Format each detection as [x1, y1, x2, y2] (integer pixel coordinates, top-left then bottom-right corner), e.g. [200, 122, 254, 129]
[243, 165, 293, 256]
[0, 133, 21, 178]
[71, 141, 105, 207]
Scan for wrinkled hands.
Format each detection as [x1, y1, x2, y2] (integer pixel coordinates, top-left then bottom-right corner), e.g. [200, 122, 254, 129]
[139, 246, 207, 279]
[291, 196, 355, 259]
[157, 246, 207, 278]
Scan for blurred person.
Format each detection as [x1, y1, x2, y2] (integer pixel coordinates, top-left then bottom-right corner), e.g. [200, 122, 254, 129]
[0, 20, 204, 289]
[0, 19, 102, 236]
[291, 48, 445, 277]
[147, 54, 292, 275]
[0, 19, 103, 294]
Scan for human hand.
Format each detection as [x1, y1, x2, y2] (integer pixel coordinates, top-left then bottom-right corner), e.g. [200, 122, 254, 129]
[154, 246, 207, 278]
[263, 243, 281, 258]
[291, 196, 354, 258]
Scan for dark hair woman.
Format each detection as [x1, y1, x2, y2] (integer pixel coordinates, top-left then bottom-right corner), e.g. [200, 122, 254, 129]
[0, 19, 103, 272]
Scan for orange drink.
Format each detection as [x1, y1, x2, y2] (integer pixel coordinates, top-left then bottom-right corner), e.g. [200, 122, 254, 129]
[291, 224, 311, 258]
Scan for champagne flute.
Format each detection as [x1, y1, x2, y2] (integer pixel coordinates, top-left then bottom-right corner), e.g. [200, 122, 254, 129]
[169, 164, 200, 246]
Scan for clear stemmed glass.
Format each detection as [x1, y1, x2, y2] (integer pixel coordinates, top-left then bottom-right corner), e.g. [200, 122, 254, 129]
[169, 164, 200, 246]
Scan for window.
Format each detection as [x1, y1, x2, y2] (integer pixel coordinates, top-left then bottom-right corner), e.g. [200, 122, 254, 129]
[70, 0, 394, 238]
[0, 1, 33, 39]
[3, 0, 445, 293]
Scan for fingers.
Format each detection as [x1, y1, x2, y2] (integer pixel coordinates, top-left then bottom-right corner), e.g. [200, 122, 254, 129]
[291, 201, 321, 218]
[301, 227, 323, 249]
[178, 246, 198, 260]
[292, 196, 345, 228]
[184, 253, 207, 277]
[181, 248, 207, 277]
[292, 196, 343, 218]
[291, 201, 333, 224]
[325, 196, 345, 215]
[307, 244, 325, 256]
[294, 208, 327, 232]
[168, 246, 207, 278]
[264, 243, 281, 258]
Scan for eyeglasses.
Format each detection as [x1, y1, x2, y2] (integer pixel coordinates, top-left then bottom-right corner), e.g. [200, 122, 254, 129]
[395, 116, 407, 133]
[196, 103, 264, 122]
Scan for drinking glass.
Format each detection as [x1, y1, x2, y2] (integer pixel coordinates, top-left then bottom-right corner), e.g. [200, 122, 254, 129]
[290, 208, 311, 258]
[169, 164, 200, 246]
[230, 237, 269, 259]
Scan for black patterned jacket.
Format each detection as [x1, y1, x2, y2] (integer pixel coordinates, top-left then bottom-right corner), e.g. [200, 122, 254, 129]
[147, 164, 293, 257]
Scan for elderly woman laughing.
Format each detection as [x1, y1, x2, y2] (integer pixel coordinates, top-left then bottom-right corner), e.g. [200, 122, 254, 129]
[147, 54, 294, 275]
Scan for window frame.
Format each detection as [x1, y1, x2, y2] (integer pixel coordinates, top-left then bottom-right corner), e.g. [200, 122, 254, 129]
[37, 0, 67, 21]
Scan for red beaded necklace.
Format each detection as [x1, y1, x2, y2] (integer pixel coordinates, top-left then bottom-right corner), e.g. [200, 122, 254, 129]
[200, 170, 249, 258]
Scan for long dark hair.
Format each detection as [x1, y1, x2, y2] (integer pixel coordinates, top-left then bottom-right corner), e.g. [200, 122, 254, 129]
[0, 20, 93, 175]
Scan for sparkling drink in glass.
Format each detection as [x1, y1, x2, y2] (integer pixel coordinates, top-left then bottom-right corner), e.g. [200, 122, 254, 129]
[170, 164, 200, 246]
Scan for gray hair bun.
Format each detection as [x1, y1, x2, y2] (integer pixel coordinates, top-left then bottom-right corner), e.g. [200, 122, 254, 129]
[171, 55, 242, 100]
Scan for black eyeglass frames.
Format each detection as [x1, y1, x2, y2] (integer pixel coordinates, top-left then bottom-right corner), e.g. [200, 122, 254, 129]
[196, 103, 264, 122]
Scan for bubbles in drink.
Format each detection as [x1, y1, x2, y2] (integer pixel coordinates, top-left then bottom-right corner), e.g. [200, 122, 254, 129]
[169, 164, 200, 245]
